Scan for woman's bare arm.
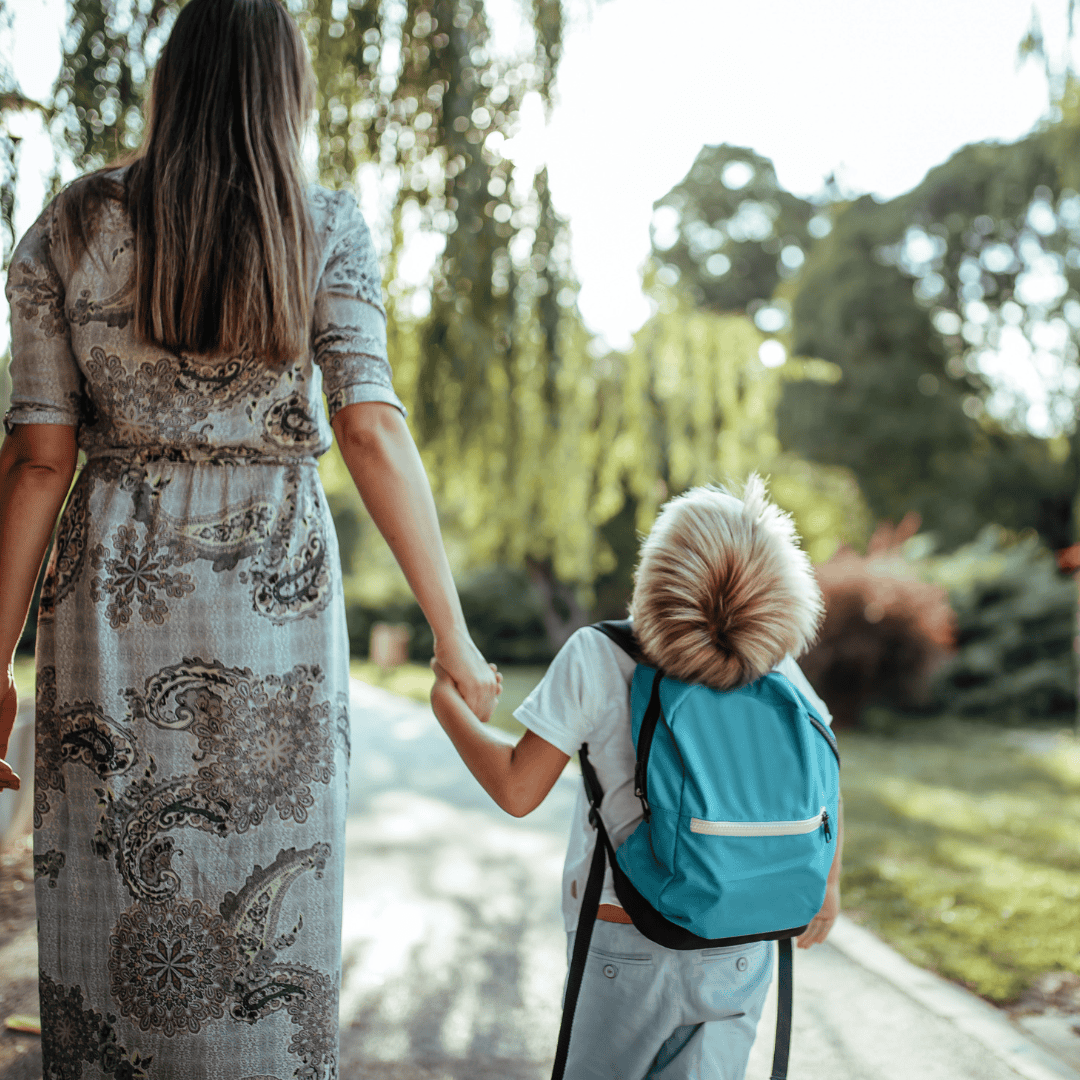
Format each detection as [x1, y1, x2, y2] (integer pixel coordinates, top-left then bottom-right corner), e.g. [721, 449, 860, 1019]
[331, 400, 498, 722]
[0, 423, 78, 764]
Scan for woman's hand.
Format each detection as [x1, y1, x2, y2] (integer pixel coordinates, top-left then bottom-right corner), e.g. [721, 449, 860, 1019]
[0, 669, 20, 793]
[432, 629, 501, 723]
[796, 878, 839, 948]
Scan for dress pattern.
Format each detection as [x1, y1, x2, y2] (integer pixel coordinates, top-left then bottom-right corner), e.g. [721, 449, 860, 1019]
[5, 169, 405, 1080]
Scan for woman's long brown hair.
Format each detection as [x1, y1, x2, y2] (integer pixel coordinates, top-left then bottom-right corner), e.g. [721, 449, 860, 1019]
[56, 0, 318, 366]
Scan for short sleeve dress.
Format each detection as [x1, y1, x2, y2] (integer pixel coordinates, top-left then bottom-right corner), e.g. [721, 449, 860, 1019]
[4, 173, 403, 1080]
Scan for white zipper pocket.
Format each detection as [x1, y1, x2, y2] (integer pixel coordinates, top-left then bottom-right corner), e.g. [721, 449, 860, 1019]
[689, 807, 829, 837]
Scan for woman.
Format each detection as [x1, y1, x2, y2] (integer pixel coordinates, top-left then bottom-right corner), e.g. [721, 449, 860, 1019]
[0, 1, 498, 1076]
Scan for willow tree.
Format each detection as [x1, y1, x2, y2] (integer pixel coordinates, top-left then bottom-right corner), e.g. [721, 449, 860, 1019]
[40, 0, 860, 650]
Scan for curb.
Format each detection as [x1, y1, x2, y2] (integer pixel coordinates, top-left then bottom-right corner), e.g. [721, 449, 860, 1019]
[829, 916, 1080, 1080]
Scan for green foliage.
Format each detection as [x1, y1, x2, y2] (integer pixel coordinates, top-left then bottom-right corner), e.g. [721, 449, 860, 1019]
[607, 276, 870, 566]
[924, 527, 1078, 722]
[343, 564, 554, 665]
[839, 721, 1080, 1003]
[776, 132, 1080, 549]
[650, 130, 1080, 552]
[650, 143, 818, 315]
[48, 0, 173, 165]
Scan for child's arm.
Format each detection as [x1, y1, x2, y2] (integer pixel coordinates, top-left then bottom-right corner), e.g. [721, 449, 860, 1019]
[796, 792, 843, 949]
[430, 660, 571, 817]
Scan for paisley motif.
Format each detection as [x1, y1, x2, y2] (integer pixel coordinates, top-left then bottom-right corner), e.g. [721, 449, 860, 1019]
[96, 660, 339, 902]
[220, 845, 337, 1080]
[38, 476, 93, 621]
[34, 665, 137, 829]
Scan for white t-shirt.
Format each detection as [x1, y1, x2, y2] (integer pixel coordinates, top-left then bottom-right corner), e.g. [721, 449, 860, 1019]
[514, 625, 834, 932]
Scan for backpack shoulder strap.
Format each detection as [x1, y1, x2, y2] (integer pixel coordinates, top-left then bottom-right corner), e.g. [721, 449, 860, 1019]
[550, 743, 607, 1080]
[590, 619, 643, 662]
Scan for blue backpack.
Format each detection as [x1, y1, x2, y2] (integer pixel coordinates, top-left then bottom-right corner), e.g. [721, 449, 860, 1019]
[552, 620, 841, 1080]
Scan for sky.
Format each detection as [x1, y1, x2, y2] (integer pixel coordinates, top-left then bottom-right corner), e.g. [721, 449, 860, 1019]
[0, 0, 1070, 362]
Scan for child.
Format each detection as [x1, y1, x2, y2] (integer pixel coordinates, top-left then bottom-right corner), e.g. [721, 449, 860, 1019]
[429, 475, 843, 1079]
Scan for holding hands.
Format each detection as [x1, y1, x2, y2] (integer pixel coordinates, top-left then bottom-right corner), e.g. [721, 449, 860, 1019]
[432, 626, 502, 722]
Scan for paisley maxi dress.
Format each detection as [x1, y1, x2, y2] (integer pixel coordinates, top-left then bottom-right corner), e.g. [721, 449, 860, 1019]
[4, 173, 405, 1080]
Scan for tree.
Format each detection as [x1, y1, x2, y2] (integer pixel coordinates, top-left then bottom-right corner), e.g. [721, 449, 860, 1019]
[651, 136, 1080, 552]
[37, 1, 865, 655]
[650, 143, 820, 317]
[777, 131, 1079, 550]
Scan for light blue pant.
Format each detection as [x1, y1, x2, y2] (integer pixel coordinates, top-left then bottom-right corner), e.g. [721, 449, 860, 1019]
[562, 921, 774, 1080]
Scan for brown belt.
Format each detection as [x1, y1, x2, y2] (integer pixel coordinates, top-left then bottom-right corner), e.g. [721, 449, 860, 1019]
[597, 903, 633, 924]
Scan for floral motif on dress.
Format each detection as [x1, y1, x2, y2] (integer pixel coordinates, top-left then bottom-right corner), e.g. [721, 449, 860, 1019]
[90, 522, 196, 629]
[34, 849, 66, 888]
[39, 971, 153, 1080]
[108, 896, 241, 1037]
[7, 206, 68, 340]
[83, 347, 215, 447]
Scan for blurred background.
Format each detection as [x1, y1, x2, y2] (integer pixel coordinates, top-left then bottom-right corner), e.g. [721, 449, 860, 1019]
[2, 0, 1080, 1015]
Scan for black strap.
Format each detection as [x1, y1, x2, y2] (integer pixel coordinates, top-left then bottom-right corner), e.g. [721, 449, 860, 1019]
[770, 937, 794, 1079]
[590, 619, 642, 661]
[633, 668, 664, 821]
[551, 744, 607, 1080]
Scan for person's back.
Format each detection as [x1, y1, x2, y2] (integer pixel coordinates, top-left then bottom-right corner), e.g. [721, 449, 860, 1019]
[429, 476, 844, 1079]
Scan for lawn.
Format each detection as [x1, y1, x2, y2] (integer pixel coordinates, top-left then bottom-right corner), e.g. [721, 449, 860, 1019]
[837, 719, 1080, 1004]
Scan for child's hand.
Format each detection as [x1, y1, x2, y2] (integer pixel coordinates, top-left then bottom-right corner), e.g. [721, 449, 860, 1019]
[796, 878, 839, 948]
[430, 659, 502, 720]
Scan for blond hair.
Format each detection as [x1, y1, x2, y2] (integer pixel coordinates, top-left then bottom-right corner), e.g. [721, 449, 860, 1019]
[629, 475, 824, 690]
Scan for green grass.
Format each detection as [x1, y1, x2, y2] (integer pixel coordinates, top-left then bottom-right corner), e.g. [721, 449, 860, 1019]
[838, 719, 1080, 1004]
[352, 661, 1078, 1004]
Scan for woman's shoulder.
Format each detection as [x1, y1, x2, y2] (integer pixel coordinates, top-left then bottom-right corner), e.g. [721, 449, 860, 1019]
[308, 184, 369, 241]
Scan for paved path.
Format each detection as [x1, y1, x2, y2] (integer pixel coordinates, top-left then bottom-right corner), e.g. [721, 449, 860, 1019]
[339, 679, 1080, 1080]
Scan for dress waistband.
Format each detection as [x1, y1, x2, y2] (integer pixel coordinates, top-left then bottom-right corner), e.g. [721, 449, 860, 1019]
[83, 446, 320, 467]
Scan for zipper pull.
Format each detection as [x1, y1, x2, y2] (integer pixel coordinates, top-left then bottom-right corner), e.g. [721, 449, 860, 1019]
[822, 809, 832, 843]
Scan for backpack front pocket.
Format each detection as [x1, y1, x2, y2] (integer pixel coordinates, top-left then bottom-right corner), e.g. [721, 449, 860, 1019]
[689, 807, 829, 838]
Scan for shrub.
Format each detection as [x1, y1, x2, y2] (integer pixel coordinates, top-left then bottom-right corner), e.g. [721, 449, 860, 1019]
[799, 514, 957, 728]
[924, 526, 1077, 723]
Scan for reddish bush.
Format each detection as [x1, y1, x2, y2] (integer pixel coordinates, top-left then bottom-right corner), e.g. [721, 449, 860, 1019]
[799, 513, 956, 728]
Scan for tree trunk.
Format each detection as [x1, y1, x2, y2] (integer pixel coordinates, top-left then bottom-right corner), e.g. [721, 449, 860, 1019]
[525, 556, 590, 654]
